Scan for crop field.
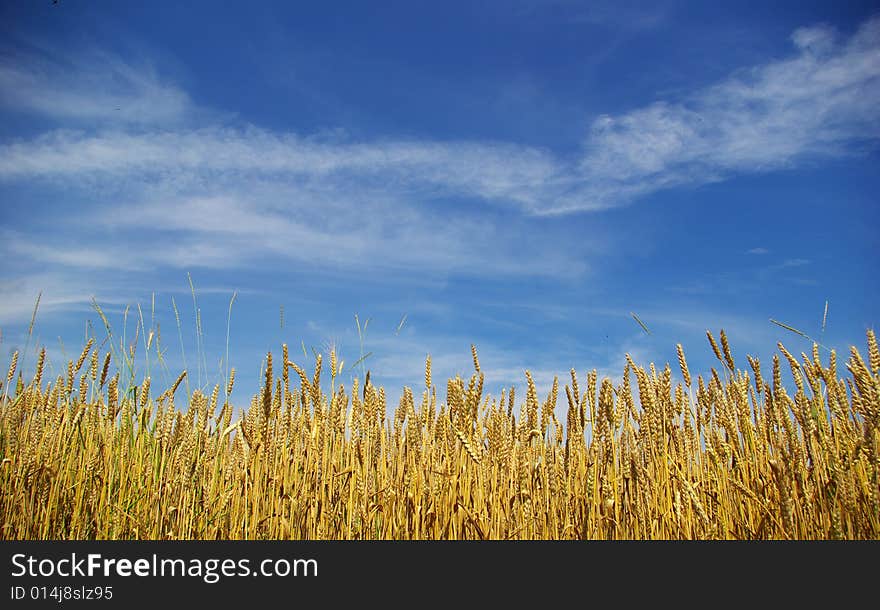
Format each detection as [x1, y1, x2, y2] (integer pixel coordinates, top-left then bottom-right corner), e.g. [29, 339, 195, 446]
[1, 329, 878, 540]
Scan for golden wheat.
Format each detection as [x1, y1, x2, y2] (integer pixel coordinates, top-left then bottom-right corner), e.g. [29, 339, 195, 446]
[0, 331, 878, 540]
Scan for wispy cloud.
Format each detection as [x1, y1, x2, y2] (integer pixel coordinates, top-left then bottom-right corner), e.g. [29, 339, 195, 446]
[747, 247, 769, 255]
[0, 10, 877, 281]
[511, 0, 669, 31]
[0, 40, 594, 282]
[0, 271, 130, 325]
[2, 230, 143, 270]
[558, 17, 880, 213]
[2, 18, 879, 216]
[102, 191, 587, 277]
[0, 126, 563, 212]
[667, 255, 813, 296]
[1, 185, 590, 282]
[0, 48, 193, 126]
[778, 258, 810, 269]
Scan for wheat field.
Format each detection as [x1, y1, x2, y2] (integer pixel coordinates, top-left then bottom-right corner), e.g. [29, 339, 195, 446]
[1, 329, 878, 540]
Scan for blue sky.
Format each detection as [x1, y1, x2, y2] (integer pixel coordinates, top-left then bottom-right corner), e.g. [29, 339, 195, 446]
[1, 1, 878, 409]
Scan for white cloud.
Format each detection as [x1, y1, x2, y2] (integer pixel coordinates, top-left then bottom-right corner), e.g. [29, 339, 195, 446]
[0, 126, 564, 213]
[512, 0, 668, 31]
[779, 258, 810, 268]
[1, 183, 589, 281]
[0, 271, 130, 325]
[137, 191, 587, 277]
[1, 17, 878, 218]
[791, 24, 838, 56]
[554, 16, 880, 213]
[747, 247, 769, 255]
[0, 49, 193, 125]
[2, 230, 145, 270]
